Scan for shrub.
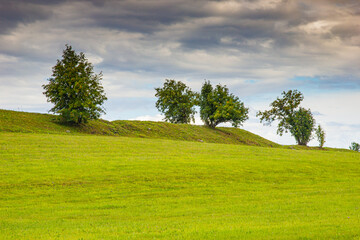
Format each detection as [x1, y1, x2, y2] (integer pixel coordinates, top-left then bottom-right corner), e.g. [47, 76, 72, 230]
[315, 124, 326, 148]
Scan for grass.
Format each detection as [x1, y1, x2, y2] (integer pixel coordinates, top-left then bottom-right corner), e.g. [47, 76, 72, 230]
[0, 109, 278, 147]
[1, 132, 359, 239]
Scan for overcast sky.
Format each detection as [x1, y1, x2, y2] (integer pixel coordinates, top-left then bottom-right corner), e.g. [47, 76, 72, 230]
[1, 0, 359, 148]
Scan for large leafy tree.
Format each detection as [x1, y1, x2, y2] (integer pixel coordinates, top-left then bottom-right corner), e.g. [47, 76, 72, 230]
[199, 81, 249, 128]
[43, 45, 107, 124]
[257, 90, 315, 146]
[155, 79, 198, 124]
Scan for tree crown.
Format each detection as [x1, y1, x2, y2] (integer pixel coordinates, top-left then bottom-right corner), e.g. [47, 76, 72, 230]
[155, 79, 197, 124]
[199, 81, 249, 128]
[42, 45, 107, 124]
[257, 90, 315, 146]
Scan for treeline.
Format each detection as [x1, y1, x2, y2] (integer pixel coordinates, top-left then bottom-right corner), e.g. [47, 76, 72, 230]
[42, 45, 359, 150]
[155, 79, 325, 147]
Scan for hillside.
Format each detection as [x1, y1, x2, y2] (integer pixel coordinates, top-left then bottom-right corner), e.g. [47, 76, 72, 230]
[1, 109, 359, 239]
[0, 109, 278, 147]
[1, 132, 359, 239]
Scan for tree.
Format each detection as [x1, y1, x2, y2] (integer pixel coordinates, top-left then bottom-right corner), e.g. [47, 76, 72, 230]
[315, 124, 326, 148]
[257, 90, 315, 146]
[43, 45, 107, 124]
[290, 107, 316, 145]
[199, 81, 249, 128]
[155, 79, 198, 124]
[349, 142, 360, 152]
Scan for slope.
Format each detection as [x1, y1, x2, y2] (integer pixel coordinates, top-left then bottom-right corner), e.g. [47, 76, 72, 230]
[0, 132, 359, 239]
[0, 109, 278, 147]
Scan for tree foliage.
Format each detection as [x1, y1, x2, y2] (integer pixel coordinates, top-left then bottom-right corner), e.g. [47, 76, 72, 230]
[155, 79, 198, 124]
[349, 142, 360, 152]
[315, 124, 326, 148]
[257, 90, 315, 146]
[42, 45, 107, 124]
[199, 81, 249, 128]
[290, 107, 315, 145]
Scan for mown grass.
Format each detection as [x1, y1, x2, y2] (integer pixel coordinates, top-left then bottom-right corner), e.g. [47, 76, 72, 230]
[1, 132, 359, 239]
[0, 109, 278, 147]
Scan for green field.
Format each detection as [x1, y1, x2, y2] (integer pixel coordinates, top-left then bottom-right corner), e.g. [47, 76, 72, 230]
[1, 130, 360, 239]
[1, 110, 360, 239]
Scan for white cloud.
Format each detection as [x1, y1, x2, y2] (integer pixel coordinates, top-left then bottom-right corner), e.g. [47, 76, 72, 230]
[131, 114, 163, 122]
[303, 91, 360, 125]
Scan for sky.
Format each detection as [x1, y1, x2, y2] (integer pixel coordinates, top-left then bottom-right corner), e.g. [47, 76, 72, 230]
[0, 0, 359, 148]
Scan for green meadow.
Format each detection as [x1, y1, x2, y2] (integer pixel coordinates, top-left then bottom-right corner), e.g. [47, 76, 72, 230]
[0, 110, 360, 239]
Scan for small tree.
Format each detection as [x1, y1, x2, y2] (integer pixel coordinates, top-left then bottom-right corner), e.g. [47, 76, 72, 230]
[349, 142, 360, 152]
[315, 124, 326, 148]
[199, 81, 249, 128]
[257, 90, 315, 146]
[155, 79, 197, 124]
[290, 107, 316, 145]
[43, 45, 107, 124]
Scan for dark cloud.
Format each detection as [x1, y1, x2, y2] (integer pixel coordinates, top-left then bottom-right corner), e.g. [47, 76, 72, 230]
[3, 0, 358, 52]
[87, 0, 211, 33]
[180, 20, 288, 51]
[331, 23, 360, 41]
[0, 0, 64, 34]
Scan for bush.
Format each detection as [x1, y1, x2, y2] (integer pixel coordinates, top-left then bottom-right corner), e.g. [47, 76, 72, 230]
[315, 124, 326, 148]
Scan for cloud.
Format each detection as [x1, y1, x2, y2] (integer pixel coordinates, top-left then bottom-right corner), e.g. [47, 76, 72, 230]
[1, 0, 360, 148]
[2, 0, 360, 81]
[131, 114, 163, 122]
[0, 0, 64, 34]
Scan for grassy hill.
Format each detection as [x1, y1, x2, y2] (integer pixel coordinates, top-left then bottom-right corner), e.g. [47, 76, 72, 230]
[1, 109, 359, 239]
[0, 109, 279, 147]
[1, 132, 359, 239]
